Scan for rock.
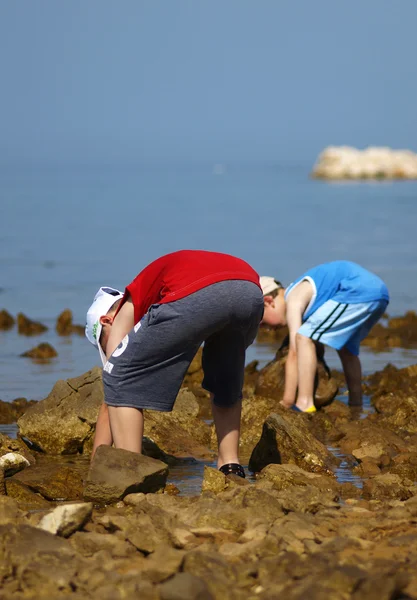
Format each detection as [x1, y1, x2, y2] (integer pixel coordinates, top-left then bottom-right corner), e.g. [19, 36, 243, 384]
[17, 312, 48, 335]
[0, 524, 81, 596]
[0, 433, 35, 465]
[84, 445, 169, 504]
[249, 412, 337, 475]
[141, 545, 185, 584]
[38, 502, 93, 537]
[0, 397, 37, 424]
[159, 572, 213, 600]
[17, 368, 103, 454]
[20, 342, 58, 360]
[0, 309, 15, 330]
[201, 466, 226, 494]
[0, 495, 26, 525]
[254, 342, 338, 409]
[258, 464, 340, 494]
[8, 461, 85, 501]
[311, 146, 417, 180]
[0, 452, 30, 476]
[5, 479, 52, 509]
[362, 473, 416, 501]
[56, 309, 74, 335]
[143, 388, 212, 459]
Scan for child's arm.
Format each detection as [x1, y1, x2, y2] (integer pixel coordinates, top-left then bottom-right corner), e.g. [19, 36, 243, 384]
[283, 282, 314, 405]
[337, 347, 363, 405]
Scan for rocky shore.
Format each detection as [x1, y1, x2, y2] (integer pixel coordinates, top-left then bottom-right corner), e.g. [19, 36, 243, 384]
[311, 146, 417, 180]
[2, 318, 417, 598]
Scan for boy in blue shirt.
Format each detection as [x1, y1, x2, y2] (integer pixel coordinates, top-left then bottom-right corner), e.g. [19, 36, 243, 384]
[260, 261, 389, 412]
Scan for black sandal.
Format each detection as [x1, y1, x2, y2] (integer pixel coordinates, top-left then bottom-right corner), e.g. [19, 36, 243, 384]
[219, 463, 246, 479]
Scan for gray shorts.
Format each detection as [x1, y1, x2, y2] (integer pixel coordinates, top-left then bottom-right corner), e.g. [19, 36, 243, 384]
[102, 280, 264, 411]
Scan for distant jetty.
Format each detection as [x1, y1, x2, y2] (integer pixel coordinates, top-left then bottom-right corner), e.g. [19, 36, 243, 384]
[311, 146, 417, 180]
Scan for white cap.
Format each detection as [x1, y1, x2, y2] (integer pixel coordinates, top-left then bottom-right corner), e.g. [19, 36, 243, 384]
[85, 287, 124, 365]
[260, 276, 282, 296]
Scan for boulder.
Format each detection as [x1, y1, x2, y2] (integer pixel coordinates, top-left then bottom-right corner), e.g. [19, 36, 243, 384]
[144, 388, 212, 459]
[0, 397, 37, 424]
[38, 502, 93, 537]
[311, 146, 417, 180]
[0, 309, 15, 330]
[84, 445, 169, 504]
[17, 313, 48, 335]
[8, 460, 85, 501]
[254, 342, 338, 408]
[249, 412, 337, 475]
[20, 342, 58, 360]
[362, 473, 416, 501]
[0, 433, 35, 465]
[17, 368, 103, 454]
[5, 479, 52, 510]
[0, 496, 26, 525]
[56, 309, 74, 335]
[0, 452, 30, 477]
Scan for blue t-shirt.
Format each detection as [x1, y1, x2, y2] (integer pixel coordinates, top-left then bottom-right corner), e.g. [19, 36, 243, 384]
[285, 261, 389, 321]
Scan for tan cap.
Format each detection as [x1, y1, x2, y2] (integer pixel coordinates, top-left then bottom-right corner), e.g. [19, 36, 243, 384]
[260, 276, 281, 296]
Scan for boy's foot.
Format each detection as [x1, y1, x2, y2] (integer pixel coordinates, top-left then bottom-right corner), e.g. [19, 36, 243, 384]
[291, 405, 317, 413]
[219, 463, 246, 478]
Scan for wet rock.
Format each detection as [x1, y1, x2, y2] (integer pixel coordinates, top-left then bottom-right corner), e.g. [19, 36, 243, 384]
[202, 466, 226, 494]
[56, 309, 73, 335]
[249, 412, 337, 475]
[254, 342, 338, 409]
[0, 309, 15, 330]
[55, 309, 85, 336]
[363, 311, 417, 350]
[158, 572, 213, 600]
[0, 397, 37, 424]
[37, 502, 93, 537]
[17, 312, 48, 336]
[0, 452, 30, 476]
[9, 461, 85, 501]
[84, 445, 169, 504]
[17, 367, 103, 454]
[20, 342, 58, 360]
[362, 473, 415, 501]
[5, 479, 52, 510]
[257, 463, 359, 499]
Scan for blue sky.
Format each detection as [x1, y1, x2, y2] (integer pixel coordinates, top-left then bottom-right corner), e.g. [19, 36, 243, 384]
[1, 0, 416, 164]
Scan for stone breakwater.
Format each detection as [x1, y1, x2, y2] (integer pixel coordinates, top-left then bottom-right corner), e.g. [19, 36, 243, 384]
[311, 146, 417, 180]
[2, 341, 417, 597]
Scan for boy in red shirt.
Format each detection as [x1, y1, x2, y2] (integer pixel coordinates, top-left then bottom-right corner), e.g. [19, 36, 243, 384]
[86, 250, 263, 478]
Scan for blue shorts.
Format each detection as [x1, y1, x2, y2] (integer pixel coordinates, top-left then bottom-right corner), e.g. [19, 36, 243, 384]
[298, 299, 388, 355]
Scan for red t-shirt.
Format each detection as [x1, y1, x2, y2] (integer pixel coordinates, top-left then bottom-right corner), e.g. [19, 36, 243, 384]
[121, 250, 260, 324]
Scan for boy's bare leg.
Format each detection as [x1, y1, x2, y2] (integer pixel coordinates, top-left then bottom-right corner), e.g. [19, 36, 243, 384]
[338, 347, 362, 406]
[91, 403, 113, 459]
[295, 333, 317, 411]
[107, 406, 144, 453]
[211, 395, 241, 468]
